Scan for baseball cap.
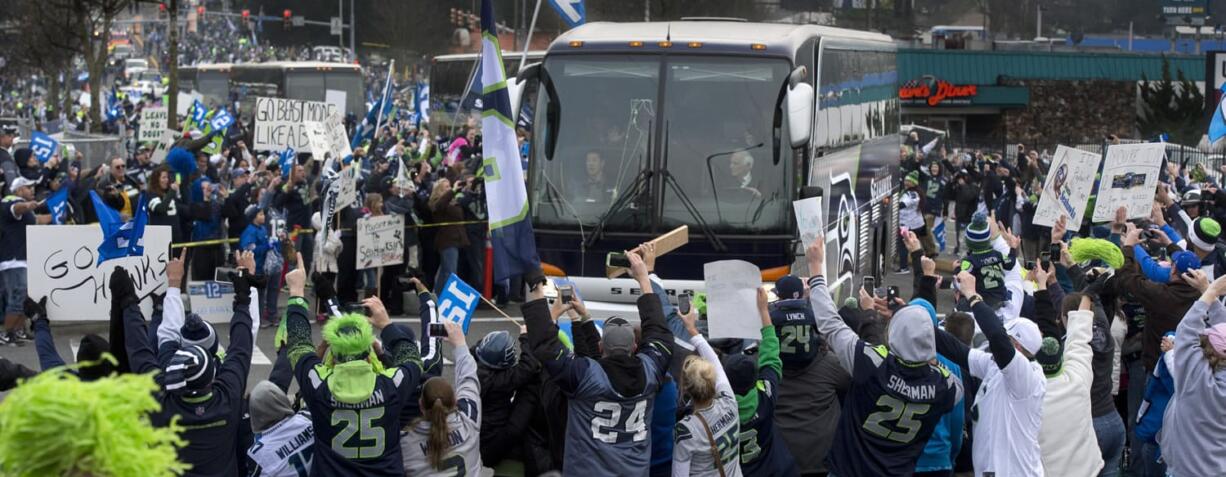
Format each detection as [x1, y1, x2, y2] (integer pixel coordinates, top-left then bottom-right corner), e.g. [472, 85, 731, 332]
[8, 176, 37, 193]
[602, 317, 636, 357]
[1172, 250, 1202, 275]
[773, 275, 804, 300]
[1005, 319, 1043, 357]
[721, 354, 757, 395]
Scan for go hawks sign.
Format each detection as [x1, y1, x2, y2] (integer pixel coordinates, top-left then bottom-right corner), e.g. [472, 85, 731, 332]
[899, 77, 979, 106]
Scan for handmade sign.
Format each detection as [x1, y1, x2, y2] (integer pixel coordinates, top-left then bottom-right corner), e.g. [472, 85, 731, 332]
[703, 260, 762, 340]
[1092, 143, 1165, 222]
[1034, 145, 1103, 227]
[356, 215, 405, 269]
[252, 97, 339, 153]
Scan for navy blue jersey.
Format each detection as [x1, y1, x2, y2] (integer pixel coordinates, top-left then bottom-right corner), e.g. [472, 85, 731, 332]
[827, 343, 960, 477]
[769, 299, 820, 371]
[284, 298, 423, 477]
[738, 366, 799, 477]
[960, 248, 1016, 306]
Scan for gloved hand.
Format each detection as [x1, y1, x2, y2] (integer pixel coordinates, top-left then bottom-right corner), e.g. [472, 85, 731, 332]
[230, 270, 252, 306]
[524, 268, 547, 292]
[109, 267, 139, 311]
[24, 296, 48, 321]
[150, 292, 166, 317]
[312, 272, 336, 303]
[1083, 269, 1111, 298]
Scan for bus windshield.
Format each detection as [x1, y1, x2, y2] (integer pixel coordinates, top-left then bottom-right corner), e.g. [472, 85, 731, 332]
[530, 53, 792, 234]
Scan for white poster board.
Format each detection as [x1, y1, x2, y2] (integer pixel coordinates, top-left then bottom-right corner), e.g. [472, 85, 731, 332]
[323, 109, 353, 160]
[304, 121, 332, 160]
[703, 260, 762, 340]
[1092, 143, 1166, 222]
[27, 225, 172, 321]
[356, 215, 405, 269]
[252, 97, 339, 153]
[793, 196, 824, 250]
[336, 166, 358, 211]
[184, 280, 236, 323]
[325, 89, 348, 116]
[1033, 145, 1103, 227]
[139, 107, 168, 143]
[149, 129, 178, 164]
[176, 91, 202, 117]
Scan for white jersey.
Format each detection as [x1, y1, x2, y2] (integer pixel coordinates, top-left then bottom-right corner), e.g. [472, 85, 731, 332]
[248, 413, 315, 477]
[401, 346, 482, 477]
[673, 335, 743, 477]
[969, 346, 1047, 477]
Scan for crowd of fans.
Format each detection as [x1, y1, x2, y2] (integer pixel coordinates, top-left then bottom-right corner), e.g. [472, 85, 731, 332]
[0, 105, 1224, 476]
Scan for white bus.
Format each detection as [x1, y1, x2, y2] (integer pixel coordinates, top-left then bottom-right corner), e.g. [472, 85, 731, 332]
[508, 20, 901, 302]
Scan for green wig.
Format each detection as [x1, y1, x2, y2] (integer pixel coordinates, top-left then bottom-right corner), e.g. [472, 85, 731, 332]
[0, 356, 187, 477]
[1069, 237, 1124, 269]
[322, 313, 376, 361]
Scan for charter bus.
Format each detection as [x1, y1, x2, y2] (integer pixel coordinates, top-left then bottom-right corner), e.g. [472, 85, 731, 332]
[509, 20, 901, 303]
[430, 51, 544, 131]
[179, 61, 366, 118]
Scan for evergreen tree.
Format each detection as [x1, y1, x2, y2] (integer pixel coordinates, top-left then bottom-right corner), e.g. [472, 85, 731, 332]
[1138, 58, 1206, 145]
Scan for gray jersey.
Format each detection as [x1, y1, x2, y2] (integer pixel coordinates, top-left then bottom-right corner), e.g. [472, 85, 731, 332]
[400, 346, 482, 477]
[248, 413, 315, 477]
[673, 335, 743, 477]
[563, 358, 663, 477]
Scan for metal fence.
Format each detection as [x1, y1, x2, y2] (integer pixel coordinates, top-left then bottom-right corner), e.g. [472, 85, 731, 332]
[949, 137, 1225, 172]
[14, 130, 126, 170]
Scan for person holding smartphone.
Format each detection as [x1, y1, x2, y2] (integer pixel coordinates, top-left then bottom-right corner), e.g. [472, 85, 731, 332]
[0, 176, 50, 345]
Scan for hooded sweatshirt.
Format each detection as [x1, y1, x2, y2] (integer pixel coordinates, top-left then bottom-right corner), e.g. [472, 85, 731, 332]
[247, 381, 315, 477]
[1157, 299, 1226, 477]
[1038, 310, 1103, 476]
[809, 276, 961, 477]
[911, 299, 966, 474]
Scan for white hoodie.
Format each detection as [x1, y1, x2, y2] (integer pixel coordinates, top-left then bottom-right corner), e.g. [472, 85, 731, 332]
[1038, 310, 1103, 476]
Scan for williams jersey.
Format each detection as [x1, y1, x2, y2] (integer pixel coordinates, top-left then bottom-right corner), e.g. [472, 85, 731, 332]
[827, 343, 961, 477]
[248, 413, 315, 477]
[961, 248, 1016, 306]
[769, 299, 820, 371]
[401, 346, 483, 477]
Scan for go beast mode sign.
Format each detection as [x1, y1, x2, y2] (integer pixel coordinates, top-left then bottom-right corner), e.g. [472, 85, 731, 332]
[899, 77, 978, 106]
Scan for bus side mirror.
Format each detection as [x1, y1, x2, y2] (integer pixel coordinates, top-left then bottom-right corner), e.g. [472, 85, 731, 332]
[786, 82, 814, 148]
[509, 63, 541, 124]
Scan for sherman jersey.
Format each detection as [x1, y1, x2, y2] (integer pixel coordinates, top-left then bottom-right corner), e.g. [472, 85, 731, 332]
[770, 299, 820, 371]
[961, 248, 1017, 306]
[248, 413, 315, 477]
[675, 334, 743, 477]
[401, 346, 483, 477]
[828, 343, 961, 477]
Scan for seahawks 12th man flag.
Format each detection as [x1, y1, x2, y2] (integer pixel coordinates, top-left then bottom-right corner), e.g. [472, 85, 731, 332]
[481, 0, 540, 282]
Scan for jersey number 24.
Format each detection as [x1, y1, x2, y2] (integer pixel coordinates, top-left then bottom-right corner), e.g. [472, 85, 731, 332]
[591, 400, 648, 444]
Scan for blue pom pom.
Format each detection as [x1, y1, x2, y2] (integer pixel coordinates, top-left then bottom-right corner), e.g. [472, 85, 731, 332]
[165, 147, 197, 176]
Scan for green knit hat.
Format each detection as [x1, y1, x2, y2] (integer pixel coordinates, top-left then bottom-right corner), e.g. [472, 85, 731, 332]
[905, 171, 920, 185]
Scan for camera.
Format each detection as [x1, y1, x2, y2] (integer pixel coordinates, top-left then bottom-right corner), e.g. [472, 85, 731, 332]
[341, 303, 369, 315]
[678, 293, 693, 315]
[428, 323, 448, 337]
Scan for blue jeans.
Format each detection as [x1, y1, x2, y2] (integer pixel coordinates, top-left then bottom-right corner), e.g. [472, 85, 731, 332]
[1094, 411, 1126, 477]
[1140, 442, 1167, 477]
[0, 268, 27, 315]
[1126, 356, 1148, 475]
[434, 247, 459, 295]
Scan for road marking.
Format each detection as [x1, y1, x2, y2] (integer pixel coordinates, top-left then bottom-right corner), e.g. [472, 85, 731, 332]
[70, 342, 79, 363]
[251, 346, 271, 365]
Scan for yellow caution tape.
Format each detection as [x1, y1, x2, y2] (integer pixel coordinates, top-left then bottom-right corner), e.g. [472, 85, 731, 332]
[169, 220, 486, 249]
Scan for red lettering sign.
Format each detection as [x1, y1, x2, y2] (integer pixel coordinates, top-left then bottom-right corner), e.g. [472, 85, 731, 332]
[899, 78, 978, 106]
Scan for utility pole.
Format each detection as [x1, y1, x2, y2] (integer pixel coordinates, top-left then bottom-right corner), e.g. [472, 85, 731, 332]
[350, 0, 356, 55]
[168, 0, 180, 126]
[1035, 3, 1042, 39]
[645, 0, 650, 22]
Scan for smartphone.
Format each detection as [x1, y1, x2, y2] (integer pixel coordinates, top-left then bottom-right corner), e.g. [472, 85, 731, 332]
[938, 275, 954, 289]
[428, 323, 448, 337]
[1025, 260, 1036, 270]
[678, 293, 692, 315]
[1049, 243, 1062, 260]
[1040, 252, 1052, 271]
[341, 303, 369, 315]
[863, 276, 875, 293]
[874, 287, 888, 299]
[887, 286, 900, 302]
[606, 251, 631, 269]
[214, 267, 238, 283]
[560, 286, 574, 304]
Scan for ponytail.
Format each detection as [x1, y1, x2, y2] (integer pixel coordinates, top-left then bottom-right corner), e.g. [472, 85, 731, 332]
[417, 377, 457, 469]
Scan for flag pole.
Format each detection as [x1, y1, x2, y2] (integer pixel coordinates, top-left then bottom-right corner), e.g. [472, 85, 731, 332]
[449, 57, 481, 138]
[518, 0, 543, 75]
[373, 59, 395, 141]
[479, 293, 523, 327]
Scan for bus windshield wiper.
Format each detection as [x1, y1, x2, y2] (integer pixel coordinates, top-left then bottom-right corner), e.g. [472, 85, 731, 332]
[584, 168, 653, 249]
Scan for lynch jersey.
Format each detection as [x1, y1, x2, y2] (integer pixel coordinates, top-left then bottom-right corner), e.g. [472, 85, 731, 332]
[674, 335, 742, 477]
[401, 346, 483, 477]
[770, 299, 820, 371]
[248, 413, 315, 477]
[961, 248, 1017, 306]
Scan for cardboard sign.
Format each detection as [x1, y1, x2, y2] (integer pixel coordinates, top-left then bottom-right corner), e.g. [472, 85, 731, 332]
[1033, 145, 1103, 227]
[27, 225, 172, 321]
[252, 97, 339, 153]
[1092, 143, 1166, 222]
[149, 129, 178, 164]
[437, 274, 480, 333]
[184, 280, 236, 323]
[703, 260, 762, 340]
[139, 107, 168, 143]
[336, 166, 358, 211]
[29, 132, 59, 164]
[356, 215, 404, 269]
[793, 196, 824, 251]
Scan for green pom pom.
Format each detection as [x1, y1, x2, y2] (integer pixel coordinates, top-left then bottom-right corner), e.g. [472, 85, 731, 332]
[322, 313, 375, 358]
[0, 359, 188, 477]
[1069, 238, 1124, 269]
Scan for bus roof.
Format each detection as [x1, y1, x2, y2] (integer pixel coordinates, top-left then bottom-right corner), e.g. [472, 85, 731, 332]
[552, 21, 892, 53]
[433, 51, 546, 62]
[184, 61, 360, 72]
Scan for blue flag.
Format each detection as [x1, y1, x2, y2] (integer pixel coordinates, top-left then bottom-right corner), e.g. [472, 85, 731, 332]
[210, 107, 235, 131]
[1211, 84, 1226, 144]
[547, 0, 585, 28]
[437, 274, 481, 334]
[190, 100, 208, 125]
[279, 147, 296, 178]
[415, 83, 430, 128]
[351, 75, 394, 150]
[482, 0, 541, 282]
[29, 132, 59, 164]
[46, 186, 70, 225]
[89, 191, 149, 265]
[104, 90, 123, 123]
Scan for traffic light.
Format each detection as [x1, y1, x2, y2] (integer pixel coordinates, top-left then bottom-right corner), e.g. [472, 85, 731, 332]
[283, 9, 292, 28]
[241, 9, 250, 29]
[196, 5, 205, 16]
